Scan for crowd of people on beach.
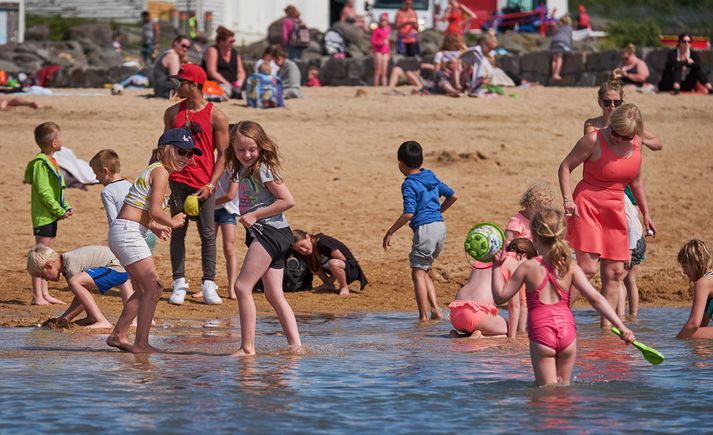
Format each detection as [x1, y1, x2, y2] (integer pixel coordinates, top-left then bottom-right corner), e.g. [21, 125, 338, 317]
[15, 2, 713, 388]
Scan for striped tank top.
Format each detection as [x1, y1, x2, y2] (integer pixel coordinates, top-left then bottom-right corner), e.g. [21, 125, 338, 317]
[124, 162, 164, 211]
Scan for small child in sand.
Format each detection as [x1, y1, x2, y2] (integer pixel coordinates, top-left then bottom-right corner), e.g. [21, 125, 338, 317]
[306, 66, 321, 87]
[449, 238, 536, 338]
[27, 245, 133, 329]
[24, 121, 73, 305]
[492, 209, 635, 386]
[675, 240, 713, 339]
[383, 140, 458, 320]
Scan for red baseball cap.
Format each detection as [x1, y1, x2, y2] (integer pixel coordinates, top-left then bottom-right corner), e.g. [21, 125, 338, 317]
[170, 64, 207, 85]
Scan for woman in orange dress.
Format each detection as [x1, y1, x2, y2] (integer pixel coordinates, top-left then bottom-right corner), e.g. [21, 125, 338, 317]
[558, 103, 656, 327]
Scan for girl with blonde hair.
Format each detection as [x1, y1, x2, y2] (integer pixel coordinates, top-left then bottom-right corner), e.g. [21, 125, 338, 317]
[676, 240, 713, 339]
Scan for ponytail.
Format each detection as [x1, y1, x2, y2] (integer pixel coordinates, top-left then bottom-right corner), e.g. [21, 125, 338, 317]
[531, 209, 572, 276]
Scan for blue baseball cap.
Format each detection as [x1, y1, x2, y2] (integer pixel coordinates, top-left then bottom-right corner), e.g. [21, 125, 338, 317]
[157, 128, 203, 156]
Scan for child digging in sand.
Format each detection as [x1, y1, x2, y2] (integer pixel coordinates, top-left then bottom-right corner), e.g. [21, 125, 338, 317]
[383, 140, 458, 320]
[449, 238, 536, 338]
[27, 245, 133, 329]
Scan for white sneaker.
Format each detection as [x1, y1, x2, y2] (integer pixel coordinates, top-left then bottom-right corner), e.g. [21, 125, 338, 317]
[202, 280, 223, 305]
[168, 278, 189, 305]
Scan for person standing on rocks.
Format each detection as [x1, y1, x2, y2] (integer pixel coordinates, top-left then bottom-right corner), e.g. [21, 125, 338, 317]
[163, 64, 230, 305]
[141, 10, 160, 65]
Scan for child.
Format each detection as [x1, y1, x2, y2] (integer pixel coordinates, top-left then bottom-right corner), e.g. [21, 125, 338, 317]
[89, 149, 163, 250]
[370, 13, 391, 87]
[435, 58, 463, 97]
[383, 140, 458, 321]
[254, 45, 280, 77]
[225, 120, 302, 355]
[292, 229, 368, 297]
[504, 182, 554, 244]
[492, 209, 635, 386]
[306, 66, 321, 87]
[675, 240, 713, 339]
[27, 245, 133, 329]
[450, 238, 536, 338]
[246, 62, 284, 109]
[24, 121, 72, 305]
[211, 154, 240, 300]
[106, 128, 192, 353]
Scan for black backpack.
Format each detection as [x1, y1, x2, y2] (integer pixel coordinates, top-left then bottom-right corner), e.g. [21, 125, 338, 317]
[254, 252, 312, 292]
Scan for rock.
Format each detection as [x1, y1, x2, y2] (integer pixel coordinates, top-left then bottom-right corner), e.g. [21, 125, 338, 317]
[245, 39, 269, 60]
[64, 22, 114, 47]
[25, 24, 50, 41]
[496, 54, 520, 76]
[697, 50, 713, 70]
[561, 52, 585, 75]
[576, 72, 597, 87]
[519, 51, 549, 74]
[645, 49, 668, 72]
[55, 65, 140, 88]
[320, 57, 347, 85]
[86, 48, 125, 67]
[585, 50, 619, 72]
[419, 29, 443, 49]
[394, 56, 421, 72]
[547, 74, 578, 87]
[419, 41, 439, 57]
[12, 53, 42, 73]
[345, 57, 365, 80]
[0, 59, 20, 74]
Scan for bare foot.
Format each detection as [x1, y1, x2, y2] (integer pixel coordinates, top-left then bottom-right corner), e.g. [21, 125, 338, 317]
[45, 295, 66, 304]
[288, 344, 304, 354]
[86, 320, 113, 329]
[466, 330, 483, 340]
[31, 298, 51, 306]
[131, 344, 161, 354]
[552, 74, 562, 81]
[231, 347, 256, 356]
[0, 100, 7, 110]
[228, 293, 237, 300]
[107, 335, 133, 352]
[30, 101, 42, 109]
[192, 291, 203, 299]
[339, 287, 350, 297]
[430, 309, 443, 320]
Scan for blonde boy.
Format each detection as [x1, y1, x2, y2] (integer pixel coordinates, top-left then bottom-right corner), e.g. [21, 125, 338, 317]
[23, 121, 72, 305]
[27, 245, 133, 329]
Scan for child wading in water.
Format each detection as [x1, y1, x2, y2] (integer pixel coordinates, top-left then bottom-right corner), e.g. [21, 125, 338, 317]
[227, 121, 302, 355]
[492, 209, 635, 386]
[106, 129, 191, 353]
[383, 140, 458, 321]
[675, 240, 713, 339]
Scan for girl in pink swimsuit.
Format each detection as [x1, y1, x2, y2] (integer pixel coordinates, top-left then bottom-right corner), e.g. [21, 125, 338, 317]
[492, 209, 635, 387]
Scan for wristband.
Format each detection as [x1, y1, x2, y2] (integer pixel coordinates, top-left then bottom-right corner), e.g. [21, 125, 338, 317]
[206, 183, 215, 193]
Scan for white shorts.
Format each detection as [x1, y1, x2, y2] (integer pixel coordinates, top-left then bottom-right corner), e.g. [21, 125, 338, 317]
[109, 218, 151, 267]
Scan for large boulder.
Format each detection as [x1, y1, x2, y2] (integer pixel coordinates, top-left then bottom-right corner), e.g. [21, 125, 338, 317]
[519, 51, 550, 74]
[0, 59, 20, 74]
[64, 22, 114, 48]
[50, 65, 140, 88]
[585, 50, 619, 72]
[25, 24, 50, 42]
[319, 57, 347, 85]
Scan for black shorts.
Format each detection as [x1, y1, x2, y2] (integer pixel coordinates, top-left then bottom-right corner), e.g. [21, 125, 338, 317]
[245, 223, 294, 269]
[33, 221, 58, 238]
[344, 258, 361, 284]
[630, 237, 646, 266]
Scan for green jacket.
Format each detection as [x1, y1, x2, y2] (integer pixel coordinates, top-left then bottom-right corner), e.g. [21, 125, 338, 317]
[23, 153, 70, 228]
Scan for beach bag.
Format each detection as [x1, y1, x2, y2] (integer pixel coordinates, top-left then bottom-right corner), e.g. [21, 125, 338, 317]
[289, 22, 311, 48]
[246, 73, 284, 109]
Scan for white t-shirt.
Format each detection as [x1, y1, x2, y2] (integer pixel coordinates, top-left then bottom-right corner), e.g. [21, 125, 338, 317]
[215, 169, 240, 215]
[101, 179, 132, 225]
[433, 50, 461, 66]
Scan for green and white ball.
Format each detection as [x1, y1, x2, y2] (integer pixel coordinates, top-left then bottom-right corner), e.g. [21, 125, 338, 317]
[464, 223, 505, 262]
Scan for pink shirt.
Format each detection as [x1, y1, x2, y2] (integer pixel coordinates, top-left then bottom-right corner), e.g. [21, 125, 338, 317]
[395, 9, 418, 43]
[505, 212, 531, 241]
[370, 25, 391, 54]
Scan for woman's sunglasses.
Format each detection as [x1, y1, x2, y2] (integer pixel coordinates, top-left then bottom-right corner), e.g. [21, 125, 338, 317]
[176, 147, 195, 158]
[611, 129, 635, 142]
[601, 99, 623, 108]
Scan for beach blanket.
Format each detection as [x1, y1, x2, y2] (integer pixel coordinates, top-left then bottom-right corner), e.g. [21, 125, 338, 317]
[55, 147, 98, 186]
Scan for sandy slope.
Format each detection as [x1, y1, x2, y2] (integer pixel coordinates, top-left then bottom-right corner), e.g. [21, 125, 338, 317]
[1, 86, 711, 327]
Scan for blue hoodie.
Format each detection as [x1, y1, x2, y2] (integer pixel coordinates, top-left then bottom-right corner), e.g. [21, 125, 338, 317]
[401, 169, 455, 230]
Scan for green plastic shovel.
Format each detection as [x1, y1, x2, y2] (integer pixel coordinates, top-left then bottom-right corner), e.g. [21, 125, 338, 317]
[611, 327, 664, 365]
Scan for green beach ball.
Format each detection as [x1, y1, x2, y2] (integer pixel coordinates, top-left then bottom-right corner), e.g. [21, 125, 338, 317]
[464, 223, 505, 262]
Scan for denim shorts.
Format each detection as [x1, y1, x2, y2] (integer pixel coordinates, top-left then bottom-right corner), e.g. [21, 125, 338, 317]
[214, 207, 237, 225]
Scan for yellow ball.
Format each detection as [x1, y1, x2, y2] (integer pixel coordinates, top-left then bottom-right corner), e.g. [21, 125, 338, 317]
[184, 194, 200, 217]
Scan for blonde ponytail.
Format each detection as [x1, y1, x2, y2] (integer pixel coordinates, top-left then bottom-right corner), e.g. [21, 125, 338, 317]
[531, 209, 572, 276]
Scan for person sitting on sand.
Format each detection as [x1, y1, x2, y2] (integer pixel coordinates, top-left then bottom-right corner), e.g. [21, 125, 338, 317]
[449, 238, 536, 338]
[27, 245, 134, 329]
[675, 240, 713, 339]
[152, 34, 191, 99]
[617, 43, 654, 92]
[658, 33, 713, 95]
[292, 229, 368, 297]
[0, 96, 41, 110]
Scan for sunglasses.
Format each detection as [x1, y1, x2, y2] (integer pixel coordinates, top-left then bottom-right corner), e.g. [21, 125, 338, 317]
[682, 39, 692, 44]
[180, 43, 191, 49]
[176, 147, 195, 158]
[601, 98, 623, 107]
[611, 129, 635, 142]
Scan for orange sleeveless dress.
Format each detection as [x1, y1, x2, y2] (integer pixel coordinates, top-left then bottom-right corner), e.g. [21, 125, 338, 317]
[567, 130, 641, 261]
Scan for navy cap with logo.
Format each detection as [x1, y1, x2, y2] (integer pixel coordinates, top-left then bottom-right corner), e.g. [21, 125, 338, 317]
[157, 128, 203, 156]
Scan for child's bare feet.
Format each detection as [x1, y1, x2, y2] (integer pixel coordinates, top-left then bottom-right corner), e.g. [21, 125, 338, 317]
[107, 334, 133, 352]
[131, 344, 161, 354]
[45, 295, 66, 304]
[288, 344, 304, 354]
[31, 297, 51, 306]
[231, 347, 256, 356]
[552, 74, 562, 81]
[228, 292, 237, 300]
[86, 320, 113, 329]
[339, 287, 350, 297]
[430, 309, 443, 320]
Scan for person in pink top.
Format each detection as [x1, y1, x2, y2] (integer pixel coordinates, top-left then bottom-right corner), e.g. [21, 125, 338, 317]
[371, 13, 391, 87]
[493, 209, 635, 387]
[558, 103, 656, 328]
[395, 0, 419, 57]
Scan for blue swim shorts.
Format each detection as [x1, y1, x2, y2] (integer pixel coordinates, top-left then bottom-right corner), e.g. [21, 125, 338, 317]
[85, 267, 129, 294]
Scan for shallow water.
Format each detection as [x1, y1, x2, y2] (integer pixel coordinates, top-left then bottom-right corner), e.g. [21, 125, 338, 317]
[1, 308, 711, 433]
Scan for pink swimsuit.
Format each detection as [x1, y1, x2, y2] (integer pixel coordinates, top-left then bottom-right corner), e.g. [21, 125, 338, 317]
[527, 257, 576, 353]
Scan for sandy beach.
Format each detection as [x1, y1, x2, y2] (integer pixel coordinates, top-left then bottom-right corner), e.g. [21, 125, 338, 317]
[2, 86, 712, 328]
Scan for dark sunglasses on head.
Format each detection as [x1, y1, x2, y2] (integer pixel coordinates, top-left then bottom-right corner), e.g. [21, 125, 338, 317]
[601, 98, 623, 107]
[611, 129, 635, 142]
[176, 147, 194, 158]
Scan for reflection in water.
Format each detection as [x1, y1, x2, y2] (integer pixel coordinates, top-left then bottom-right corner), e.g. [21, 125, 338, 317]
[0, 309, 711, 432]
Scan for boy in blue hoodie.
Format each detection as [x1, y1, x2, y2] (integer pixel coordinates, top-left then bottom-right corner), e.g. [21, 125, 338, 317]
[24, 121, 72, 305]
[383, 141, 458, 320]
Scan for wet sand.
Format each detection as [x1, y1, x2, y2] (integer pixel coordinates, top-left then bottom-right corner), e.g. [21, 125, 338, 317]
[2, 86, 711, 327]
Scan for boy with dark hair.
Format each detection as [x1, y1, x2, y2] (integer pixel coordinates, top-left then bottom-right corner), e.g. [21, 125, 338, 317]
[24, 121, 72, 305]
[383, 140, 458, 320]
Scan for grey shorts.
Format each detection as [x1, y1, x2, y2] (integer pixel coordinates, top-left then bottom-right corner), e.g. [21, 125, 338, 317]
[409, 221, 446, 270]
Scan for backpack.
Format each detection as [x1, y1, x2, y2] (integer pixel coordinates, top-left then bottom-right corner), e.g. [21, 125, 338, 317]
[289, 22, 311, 48]
[246, 73, 284, 109]
[322, 28, 347, 56]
